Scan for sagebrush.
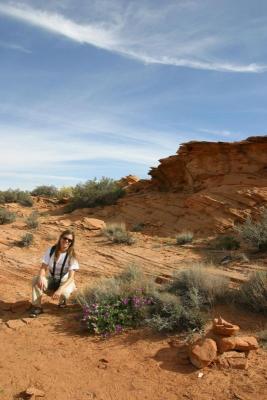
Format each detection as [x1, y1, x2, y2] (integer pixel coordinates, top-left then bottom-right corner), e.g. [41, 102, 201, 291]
[102, 222, 135, 245]
[25, 211, 39, 229]
[0, 208, 16, 224]
[176, 232, 194, 245]
[18, 233, 34, 247]
[68, 178, 124, 211]
[235, 209, 267, 251]
[31, 185, 58, 197]
[237, 271, 267, 313]
[168, 264, 230, 307]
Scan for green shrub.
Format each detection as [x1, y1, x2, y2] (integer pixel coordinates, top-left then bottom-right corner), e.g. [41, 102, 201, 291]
[213, 235, 240, 250]
[176, 232, 194, 245]
[17, 192, 33, 207]
[0, 189, 33, 206]
[31, 185, 58, 197]
[25, 211, 39, 229]
[132, 223, 145, 232]
[102, 222, 135, 245]
[146, 291, 205, 333]
[235, 210, 267, 251]
[18, 233, 33, 247]
[57, 186, 74, 202]
[77, 265, 207, 337]
[0, 208, 16, 224]
[168, 264, 230, 307]
[238, 271, 267, 313]
[68, 177, 124, 211]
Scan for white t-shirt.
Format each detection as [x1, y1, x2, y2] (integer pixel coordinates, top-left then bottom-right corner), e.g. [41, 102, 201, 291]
[42, 247, 79, 279]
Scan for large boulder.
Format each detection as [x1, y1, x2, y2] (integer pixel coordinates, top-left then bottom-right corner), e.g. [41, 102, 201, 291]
[218, 336, 259, 353]
[189, 338, 217, 369]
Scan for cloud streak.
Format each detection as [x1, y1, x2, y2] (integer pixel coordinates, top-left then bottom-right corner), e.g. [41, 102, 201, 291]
[0, 3, 266, 73]
[0, 39, 31, 53]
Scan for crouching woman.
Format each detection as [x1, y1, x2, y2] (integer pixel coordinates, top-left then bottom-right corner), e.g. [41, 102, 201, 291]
[30, 229, 79, 317]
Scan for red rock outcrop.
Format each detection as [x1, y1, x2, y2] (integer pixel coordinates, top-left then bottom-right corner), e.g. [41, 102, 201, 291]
[90, 136, 267, 236]
[149, 136, 267, 192]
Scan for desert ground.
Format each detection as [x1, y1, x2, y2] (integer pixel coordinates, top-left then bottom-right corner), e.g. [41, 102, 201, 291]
[0, 136, 267, 399]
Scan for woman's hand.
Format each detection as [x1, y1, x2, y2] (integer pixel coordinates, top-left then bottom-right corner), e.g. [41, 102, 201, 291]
[52, 289, 62, 300]
[37, 276, 45, 290]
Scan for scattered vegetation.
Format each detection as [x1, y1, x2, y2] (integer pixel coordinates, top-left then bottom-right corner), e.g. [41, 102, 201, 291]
[0, 189, 33, 207]
[77, 264, 208, 337]
[132, 223, 145, 232]
[25, 211, 39, 229]
[167, 264, 230, 307]
[0, 208, 16, 224]
[17, 233, 34, 247]
[213, 235, 240, 250]
[257, 330, 267, 349]
[77, 265, 156, 336]
[237, 271, 267, 314]
[68, 178, 124, 211]
[102, 222, 135, 245]
[235, 209, 267, 251]
[176, 232, 194, 245]
[56, 186, 74, 202]
[31, 185, 58, 197]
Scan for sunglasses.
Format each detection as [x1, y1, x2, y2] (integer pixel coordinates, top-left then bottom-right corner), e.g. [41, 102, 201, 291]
[61, 237, 73, 244]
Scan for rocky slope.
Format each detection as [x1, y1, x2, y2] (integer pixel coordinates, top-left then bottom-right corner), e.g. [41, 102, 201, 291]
[91, 136, 267, 236]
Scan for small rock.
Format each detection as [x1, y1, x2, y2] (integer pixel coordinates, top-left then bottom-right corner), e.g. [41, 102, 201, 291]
[189, 338, 217, 369]
[218, 336, 259, 353]
[216, 351, 248, 370]
[25, 386, 45, 397]
[81, 218, 106, 230]
[212, 317, 240, 336]
[5, 319, 25, 330]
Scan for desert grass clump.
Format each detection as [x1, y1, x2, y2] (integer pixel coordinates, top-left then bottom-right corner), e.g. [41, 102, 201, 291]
[168, 264, 230, 307]
[68, 177, 124, 211]
[25, 211, 39, 229]
[31, 185, 58, 197]
[237, 271, 267, 314]
[176, 232, 194, 245]
[102, 222, 135, 245]
[213, 235, 240, 250]
[0, 208, 16, 224]
[18, 233, 34, 247]
[77, 265, 156, 336]
[235, 210, 267, 251]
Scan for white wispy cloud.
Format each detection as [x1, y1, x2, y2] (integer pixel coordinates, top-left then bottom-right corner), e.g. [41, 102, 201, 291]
[0, 39, 31, 53]
[0, 2, 266, 73]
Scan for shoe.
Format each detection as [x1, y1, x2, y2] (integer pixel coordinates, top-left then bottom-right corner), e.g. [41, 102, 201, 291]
[29, 307, 43, 318]
[58, 299, 67, 308]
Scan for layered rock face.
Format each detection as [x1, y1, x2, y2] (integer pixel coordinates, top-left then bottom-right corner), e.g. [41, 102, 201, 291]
[92, 136, 267, 236]
[149, 136, 267, 192]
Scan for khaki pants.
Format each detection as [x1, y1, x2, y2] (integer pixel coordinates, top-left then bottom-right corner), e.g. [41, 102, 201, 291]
[32, 275, 76, 307]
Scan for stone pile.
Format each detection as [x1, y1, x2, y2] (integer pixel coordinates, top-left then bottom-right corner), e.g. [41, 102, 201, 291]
[168, 316, 259, 370]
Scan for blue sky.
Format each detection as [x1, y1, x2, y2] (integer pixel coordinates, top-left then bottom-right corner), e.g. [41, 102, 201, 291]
[0, 0, 266, 189]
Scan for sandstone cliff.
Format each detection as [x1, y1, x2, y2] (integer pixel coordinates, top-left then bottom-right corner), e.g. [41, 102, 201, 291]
[89, 136, 267, 236]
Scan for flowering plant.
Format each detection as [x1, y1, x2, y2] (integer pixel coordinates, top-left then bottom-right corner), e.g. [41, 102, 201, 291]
[81, 290, 153, 336]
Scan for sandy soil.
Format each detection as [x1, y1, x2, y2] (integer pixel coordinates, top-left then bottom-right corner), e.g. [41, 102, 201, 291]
[0, 201, 267, 399]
